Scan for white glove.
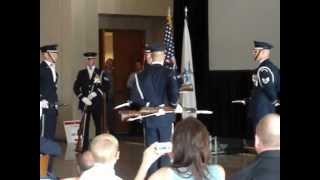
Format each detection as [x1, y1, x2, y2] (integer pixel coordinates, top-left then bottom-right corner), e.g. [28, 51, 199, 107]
[174, 104, 183, 113]
[40, 100, 49, 109]
[40, 105, 42, 119]
[88, 92, 97, 100]
[155, 109, 166, 116]
[81, 97, 93, 106]
[252, 75, 258, 87]
[94, 76, 101, 84]
[273, 100, 280, 107]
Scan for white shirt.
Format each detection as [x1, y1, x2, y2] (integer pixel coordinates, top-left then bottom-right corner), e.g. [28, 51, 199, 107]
[80, 163, 122, 180]
[152, 61, 164, 65]
[44, 60, 57, 82]
[87, 65, 95, 79]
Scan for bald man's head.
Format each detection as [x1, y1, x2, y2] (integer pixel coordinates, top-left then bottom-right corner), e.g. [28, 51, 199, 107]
[90, 133, 119, 164]
[255, 113, 280, 152]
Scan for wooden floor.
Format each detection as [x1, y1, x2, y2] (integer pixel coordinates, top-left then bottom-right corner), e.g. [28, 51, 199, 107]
[52, 136, 256, 180]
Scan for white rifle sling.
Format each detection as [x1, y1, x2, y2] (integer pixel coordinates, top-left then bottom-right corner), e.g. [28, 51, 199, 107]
[134, 73, 144, 100]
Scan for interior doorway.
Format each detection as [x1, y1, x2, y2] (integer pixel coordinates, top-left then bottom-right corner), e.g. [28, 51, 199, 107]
[99, 29, 145, 134]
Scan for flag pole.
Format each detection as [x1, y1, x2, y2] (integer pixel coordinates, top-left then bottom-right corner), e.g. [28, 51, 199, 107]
[180, 6, 198, 118]
[185, 6, 188, 19]
[167, 6, 172, 25]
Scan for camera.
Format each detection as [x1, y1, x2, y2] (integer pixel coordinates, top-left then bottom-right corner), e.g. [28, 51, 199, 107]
[155, 142, 172, 154]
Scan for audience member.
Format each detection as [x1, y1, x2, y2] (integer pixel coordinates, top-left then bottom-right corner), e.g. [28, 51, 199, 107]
[40, 136, 61, 179]
[144, 45, 153, 66]
[230, 113, 280, 180]
[77, 150, 95, 174]
[104, 58, 114, 133]
[127, 60, 143, 91]
[60, 177, 80, 180]
[40, 137, 61, 156]
[79, 133, 122, 180]
[135, 117, 225, 180]
[105, 58, 114, 74]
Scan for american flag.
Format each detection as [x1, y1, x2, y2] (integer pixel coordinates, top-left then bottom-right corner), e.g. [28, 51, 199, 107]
[163, 16, 176, 69]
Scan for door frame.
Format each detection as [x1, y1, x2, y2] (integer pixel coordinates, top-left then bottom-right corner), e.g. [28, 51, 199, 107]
[98, 29, 146, 134]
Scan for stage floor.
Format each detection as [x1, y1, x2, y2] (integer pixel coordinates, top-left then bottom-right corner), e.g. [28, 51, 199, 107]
[52, 135, 256, 180]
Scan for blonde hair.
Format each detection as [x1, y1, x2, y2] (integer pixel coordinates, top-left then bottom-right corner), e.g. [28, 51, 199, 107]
[89, 133, 119, 163]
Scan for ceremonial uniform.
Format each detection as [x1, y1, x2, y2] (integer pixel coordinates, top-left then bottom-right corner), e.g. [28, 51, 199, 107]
[40, 44, 60, 175]
[247, 41, 280, 129]
[129, 45, 179, 175]
[73, 52, 111, 152]
[105, 70, 114, 134]
[40, 45, 59, 140]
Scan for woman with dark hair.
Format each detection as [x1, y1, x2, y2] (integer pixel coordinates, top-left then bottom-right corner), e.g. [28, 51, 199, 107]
[135, 117, 225, 180]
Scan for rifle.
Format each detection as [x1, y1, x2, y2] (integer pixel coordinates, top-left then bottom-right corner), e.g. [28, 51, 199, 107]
[117, 104, 214, 122]
[118, 106, 175, 122]
[100, 92, 108, 133]
[75, 76, 99, 153]
[231, 98, 280, 107]
[75, 106, 88, 153]
[180, 84, 193, 92]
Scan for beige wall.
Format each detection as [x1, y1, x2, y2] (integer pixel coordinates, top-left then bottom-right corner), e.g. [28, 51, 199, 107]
[41, 0, 172, 140]
[98, 0, 172, 16]
[208, 0, 280, 70]
[40, 0, 99, 140]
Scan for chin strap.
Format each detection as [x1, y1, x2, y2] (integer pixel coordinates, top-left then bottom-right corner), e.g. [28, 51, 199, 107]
[254, 49, 262, 61]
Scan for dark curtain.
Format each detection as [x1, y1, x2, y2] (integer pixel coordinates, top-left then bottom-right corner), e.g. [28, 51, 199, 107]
[173, 0, 210, 112]
[173, 0, 254, 138]
[206, 71, 253, 138]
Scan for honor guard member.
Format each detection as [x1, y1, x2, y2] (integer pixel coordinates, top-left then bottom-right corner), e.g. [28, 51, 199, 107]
[104, 58, 114, 134]
[73, 52, 111, 152]
[129, 43, 179, 176]
[40, 44, 59, 140]
[248, 41, 280, 130]
[143, 45, 153, 69]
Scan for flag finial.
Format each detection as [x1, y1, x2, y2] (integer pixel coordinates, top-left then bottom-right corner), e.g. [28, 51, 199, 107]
[166, 6, 172, 25]
[184, 7, 188, 18]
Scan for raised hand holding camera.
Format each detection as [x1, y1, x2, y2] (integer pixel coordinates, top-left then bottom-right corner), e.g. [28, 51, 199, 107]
[155, 142, 172, 154]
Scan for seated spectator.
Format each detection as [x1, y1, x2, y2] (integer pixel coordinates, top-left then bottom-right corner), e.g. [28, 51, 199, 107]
[135, 117, 225, 180]
[230, 113, 280, 180]
[40, 137, 61, 156]
[79, 133, 122, 180]
[127, 60, 143, 91]
[77, 150, 95, 174]
[60, 177, 80, 180]
[40, 136, 61, 179]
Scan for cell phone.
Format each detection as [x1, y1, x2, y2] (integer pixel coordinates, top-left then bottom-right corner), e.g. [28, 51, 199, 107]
[155, 142, 172, 154]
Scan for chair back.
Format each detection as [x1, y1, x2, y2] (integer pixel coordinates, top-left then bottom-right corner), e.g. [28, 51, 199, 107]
[40, 154, 49, 177]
